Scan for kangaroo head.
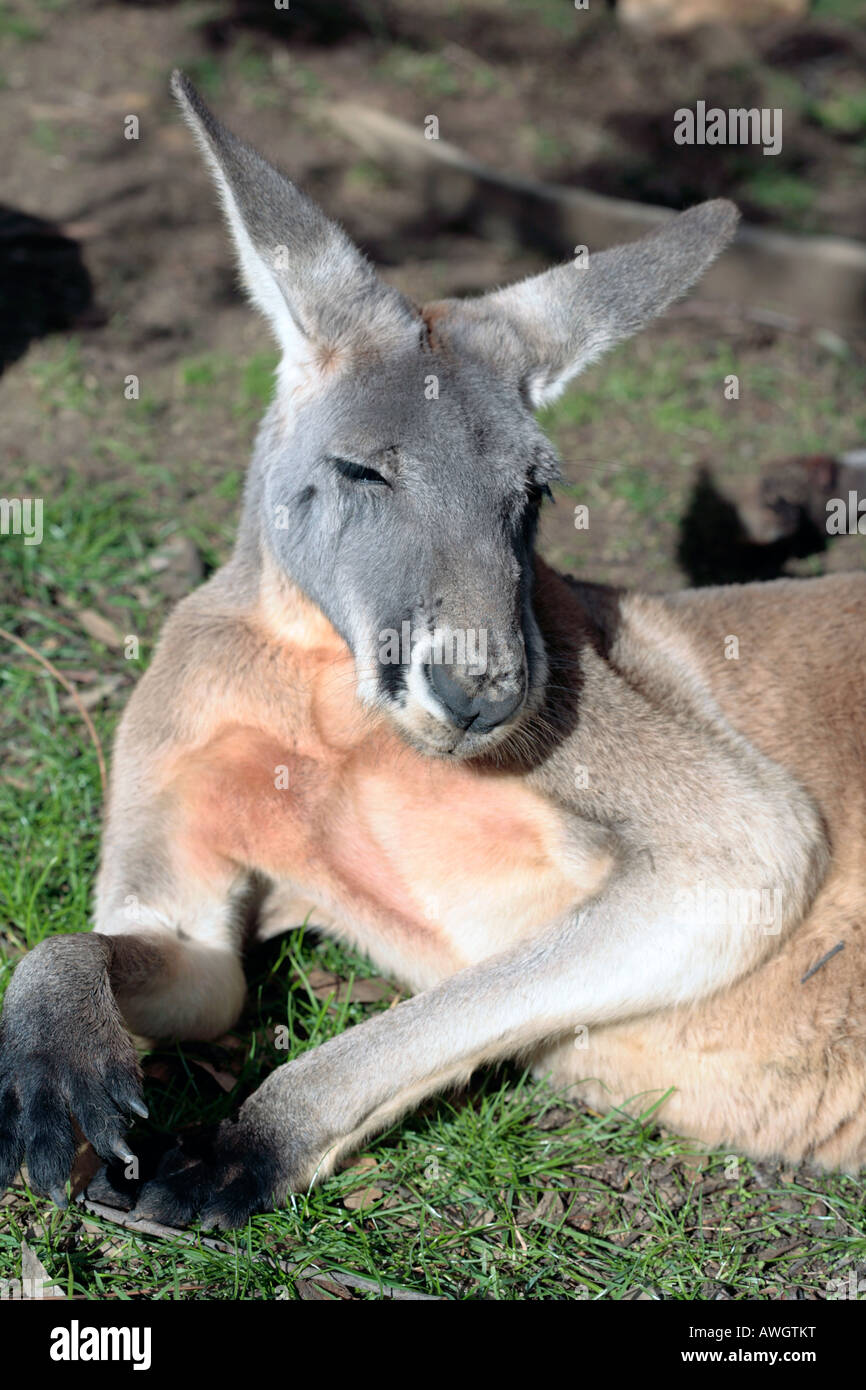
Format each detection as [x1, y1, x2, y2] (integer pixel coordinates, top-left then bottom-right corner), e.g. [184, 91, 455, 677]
[172, 71, 738, 759]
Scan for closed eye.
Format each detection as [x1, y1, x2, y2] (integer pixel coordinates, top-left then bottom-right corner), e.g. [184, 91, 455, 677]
[332, 458, 390, 486]
[526, 480, 554, 509]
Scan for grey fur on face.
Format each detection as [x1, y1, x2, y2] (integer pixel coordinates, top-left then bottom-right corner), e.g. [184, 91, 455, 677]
[256, 350, 560, 754]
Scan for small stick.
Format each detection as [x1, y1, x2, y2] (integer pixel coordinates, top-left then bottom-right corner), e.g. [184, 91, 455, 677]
[800, 941, 845, 984]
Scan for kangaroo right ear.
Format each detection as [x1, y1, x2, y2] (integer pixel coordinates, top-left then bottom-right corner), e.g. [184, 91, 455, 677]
[439, 200, 740, 408]
[170, 71, 417, 375]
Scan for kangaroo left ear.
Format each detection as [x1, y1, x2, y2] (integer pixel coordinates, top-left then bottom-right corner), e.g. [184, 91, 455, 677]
[435, 200, 740, 408]
[170, 71, 418, 377]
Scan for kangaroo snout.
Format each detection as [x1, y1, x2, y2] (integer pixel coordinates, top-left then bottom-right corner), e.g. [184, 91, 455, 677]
[428, 659, 526, 733]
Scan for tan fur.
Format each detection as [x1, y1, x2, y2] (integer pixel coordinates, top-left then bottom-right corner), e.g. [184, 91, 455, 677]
[551, 576, 866, 1168]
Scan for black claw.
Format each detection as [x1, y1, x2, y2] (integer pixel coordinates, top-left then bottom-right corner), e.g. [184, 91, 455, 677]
[65, 1085, 131, 1166]
[1, 939, 288, 1228]
[0, 934, 148, 1206]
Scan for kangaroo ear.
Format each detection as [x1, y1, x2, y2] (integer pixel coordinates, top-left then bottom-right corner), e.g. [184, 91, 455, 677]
[445, 200, 739, 408]
[170, 71, 417, 371]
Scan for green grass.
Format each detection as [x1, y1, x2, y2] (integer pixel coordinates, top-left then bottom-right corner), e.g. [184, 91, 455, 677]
[810, 91, 866, 139]
[812, 0, 866, 19]
[540, 336, 866, 455]
[511, 0, 587, 36]
[0, 1, 43, 41]
[740, 169, 816, 218]
[376, 46, 463, 98]
[179, 54, 223, 98]
[176, 348, 278, 425]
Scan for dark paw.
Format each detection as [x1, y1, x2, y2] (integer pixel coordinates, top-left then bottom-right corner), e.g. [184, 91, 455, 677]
[84, 1131, 180, 1211]
[0, 936, 146, 1203]
[133, 1120, 283, 1230]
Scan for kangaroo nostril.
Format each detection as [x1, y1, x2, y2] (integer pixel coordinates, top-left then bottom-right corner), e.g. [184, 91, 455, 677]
[428, 662, 525, 734]
[428, 661, 476, 729]
[472, 685, 524, 733]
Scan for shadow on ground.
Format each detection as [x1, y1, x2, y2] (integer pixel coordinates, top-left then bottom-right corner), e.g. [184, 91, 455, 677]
[0, 206, 95, 375]
[677, 467, 828, 586]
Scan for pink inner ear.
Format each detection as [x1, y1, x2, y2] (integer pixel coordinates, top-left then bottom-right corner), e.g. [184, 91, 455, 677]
[420, 302, 450, 351]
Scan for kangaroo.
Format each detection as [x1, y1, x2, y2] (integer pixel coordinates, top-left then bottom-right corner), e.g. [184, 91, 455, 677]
[1, 73, 864, 1231]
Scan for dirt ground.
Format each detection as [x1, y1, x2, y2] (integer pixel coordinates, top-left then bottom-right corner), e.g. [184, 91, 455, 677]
[2, 0, 866, 596]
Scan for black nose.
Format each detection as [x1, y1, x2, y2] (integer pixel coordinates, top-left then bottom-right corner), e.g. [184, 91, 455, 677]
[428, 662, 524, 733]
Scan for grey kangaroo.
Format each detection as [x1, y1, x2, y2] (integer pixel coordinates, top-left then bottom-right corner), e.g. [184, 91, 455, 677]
[1, 73, 863, 1229]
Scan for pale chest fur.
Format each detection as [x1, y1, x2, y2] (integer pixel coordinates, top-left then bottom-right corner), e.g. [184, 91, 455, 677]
[150, 585, 612, 990]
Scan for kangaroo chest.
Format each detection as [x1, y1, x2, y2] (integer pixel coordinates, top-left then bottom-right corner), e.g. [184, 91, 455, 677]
[166, 713, 611, 984]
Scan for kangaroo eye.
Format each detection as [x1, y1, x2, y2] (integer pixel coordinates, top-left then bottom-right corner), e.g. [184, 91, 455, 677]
[332, 458, 389, 486]
[526, 480, 553, 508]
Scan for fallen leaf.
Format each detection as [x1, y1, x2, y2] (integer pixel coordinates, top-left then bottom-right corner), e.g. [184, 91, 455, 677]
[341, 1154, 379, 1176]
[142, 1060, 174, 1083]
[74, 608, 124, 648]
[21, 1241, 65, 1300]
[304, 968, 339, 995]
[677, 1151, 711, 1177]
[344, 1186, 384, 1211]
[191, 1058, 238, 1093]
[61, 674, 125, 711]
[212, 1033, 248, 1053]
[69, 1124, 102, 1199]
[62, 668, 100, 683]
[530, 1189, 565, 1224]
[299, 969, 396, 1004]
[296, 1277, 352, 1300]
[343, 977, 394, 1003]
